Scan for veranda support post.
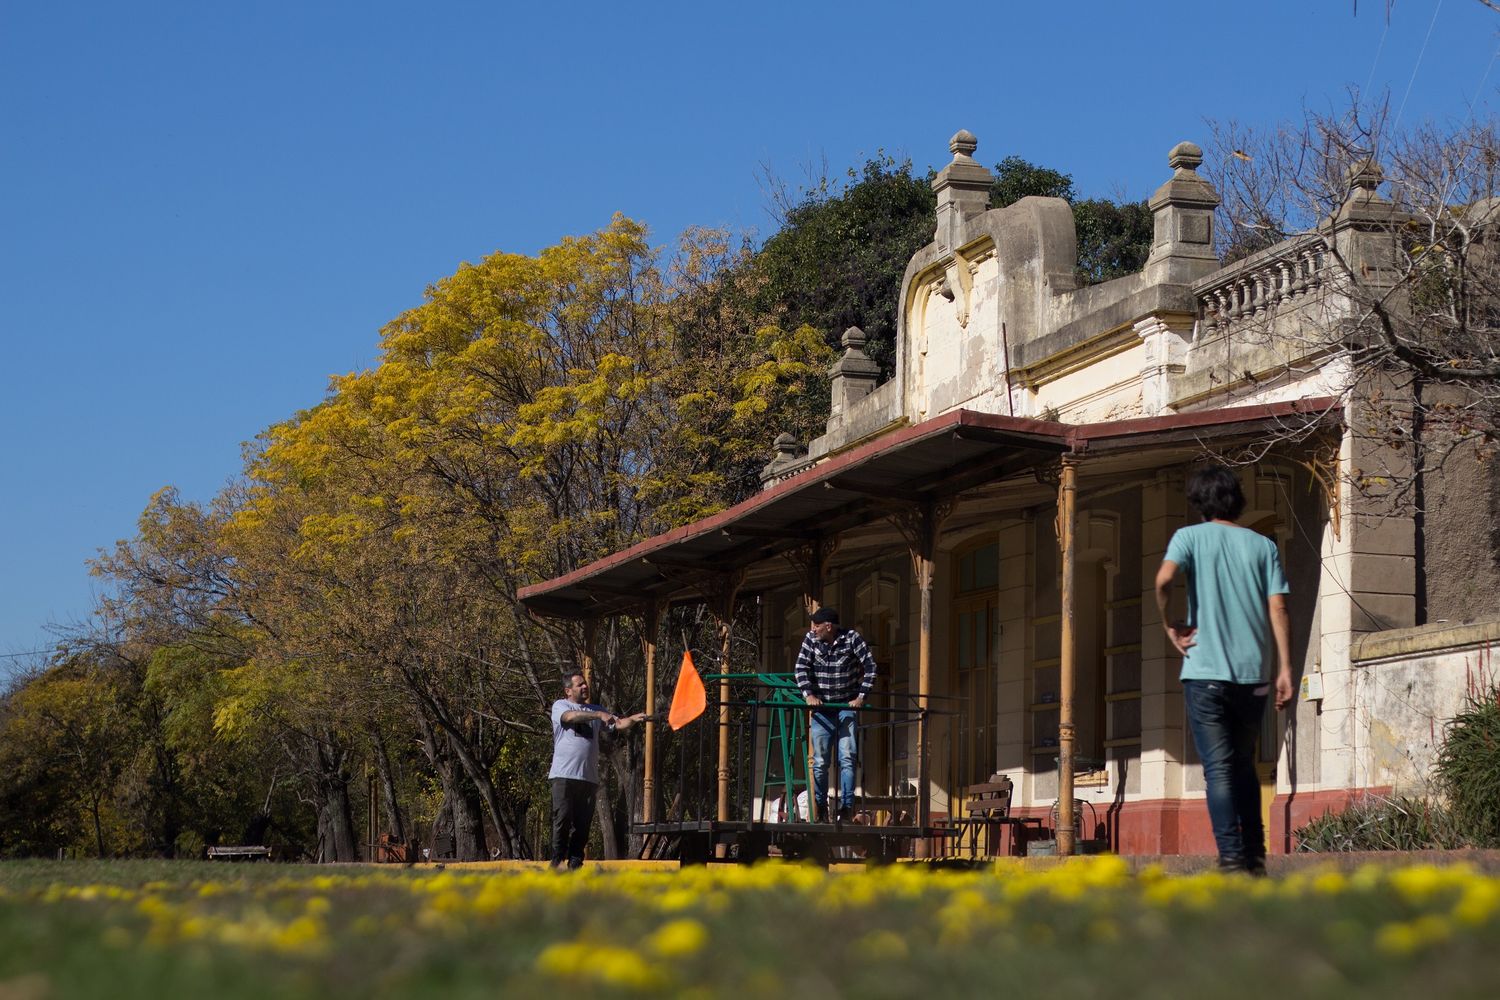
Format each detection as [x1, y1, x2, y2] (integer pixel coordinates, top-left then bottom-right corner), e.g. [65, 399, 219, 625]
[641, 601, 664, 824]
[1057, 456, 1080, 856]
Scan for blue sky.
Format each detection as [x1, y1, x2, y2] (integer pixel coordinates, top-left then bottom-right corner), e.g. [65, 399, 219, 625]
[2, 1, 1497, 672]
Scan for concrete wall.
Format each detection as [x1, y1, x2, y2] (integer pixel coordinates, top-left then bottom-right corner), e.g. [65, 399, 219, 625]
[1348, 620, 1500, 794]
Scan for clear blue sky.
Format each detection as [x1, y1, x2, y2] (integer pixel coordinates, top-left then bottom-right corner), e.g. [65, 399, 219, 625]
[3, 1, 1496, 673]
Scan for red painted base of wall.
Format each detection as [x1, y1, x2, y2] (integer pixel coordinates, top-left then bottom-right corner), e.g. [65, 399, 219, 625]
[1011, 786, 1393, 856]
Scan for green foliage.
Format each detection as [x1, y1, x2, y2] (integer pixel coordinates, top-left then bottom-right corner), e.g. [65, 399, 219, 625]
[1294, 795, 1458, 852]
[989, 156, 1075, 207]
[752, 155, 936, 376]
[1436, 684, 1500, 848]
[1073, 197, 1155, 284]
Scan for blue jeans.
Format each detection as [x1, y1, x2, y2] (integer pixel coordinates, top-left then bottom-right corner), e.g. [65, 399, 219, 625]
[1184, 680, 1268, 867]
[810, 709, 857, 817]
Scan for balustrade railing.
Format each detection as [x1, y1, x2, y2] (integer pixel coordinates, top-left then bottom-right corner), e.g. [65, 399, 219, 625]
[1194, 235, 1329, 333]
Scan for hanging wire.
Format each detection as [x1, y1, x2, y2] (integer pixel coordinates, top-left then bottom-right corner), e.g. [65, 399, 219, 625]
[1394, 0, 1446, 131]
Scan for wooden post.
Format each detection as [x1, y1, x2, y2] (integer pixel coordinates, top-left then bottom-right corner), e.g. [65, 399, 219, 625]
[1057, 456, 1079, 856]
[914, 541, 935, 834]
[785, 537, 837, 821]
[713, 582, 741, 857]
[886, 499, 952, 843]
[581, 618, 598, 690]
[641, 601, 663, 824]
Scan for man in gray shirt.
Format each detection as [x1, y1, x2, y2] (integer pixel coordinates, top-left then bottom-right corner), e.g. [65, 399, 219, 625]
[548, 670, 645, 870]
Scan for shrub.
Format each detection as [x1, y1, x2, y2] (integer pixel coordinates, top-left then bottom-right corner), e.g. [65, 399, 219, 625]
[1294, 795, 1458, 852]
[1435, 683, 1500, 848]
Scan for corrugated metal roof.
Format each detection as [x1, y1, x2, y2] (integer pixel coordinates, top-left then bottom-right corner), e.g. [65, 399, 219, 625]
[518, 398, 1338, 619]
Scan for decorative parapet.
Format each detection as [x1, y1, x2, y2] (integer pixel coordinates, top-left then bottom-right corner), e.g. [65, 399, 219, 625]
[1192, 234, 1330, 336]
[760, 432, 812, 488]
[931, 129, 994, 254]
[1146, 141, 1220, 285]
[829, 326, 881, 420]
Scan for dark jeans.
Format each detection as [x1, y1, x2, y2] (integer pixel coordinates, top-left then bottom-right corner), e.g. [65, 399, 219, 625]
[1183, 679, 1268, 868]
[550, 777, 597, 868]
[809, 709, 857, 817]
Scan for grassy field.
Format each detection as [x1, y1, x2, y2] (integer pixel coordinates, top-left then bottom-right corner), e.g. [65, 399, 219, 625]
[2, 857, 1499, 998]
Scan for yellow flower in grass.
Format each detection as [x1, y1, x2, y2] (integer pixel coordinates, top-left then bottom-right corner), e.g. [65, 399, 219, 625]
[855, 928, 909, 961]
[271, 915, 328, 955]
[647, 918, 709, 958]
[1375, 914, 1451, 956]
[654, 888, 701, 913]
[1452, 880, 1500, 926]
[1388, 864, 1471, 905]
[1310, 870, 1348, 896]
[536, 941, 666, 992]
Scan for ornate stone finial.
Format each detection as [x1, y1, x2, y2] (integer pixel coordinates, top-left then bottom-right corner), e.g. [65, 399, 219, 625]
[1147, 140, 1220, 283]
[1167, 141, 1204, 173]
[840, 326, 867, 351]
[949, 129, 979, 162]
[772, 432, 800, 458]
[1347, 158, 1384, 194]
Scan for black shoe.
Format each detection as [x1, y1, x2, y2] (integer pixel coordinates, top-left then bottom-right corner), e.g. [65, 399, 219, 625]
[836, 806, 853, 823]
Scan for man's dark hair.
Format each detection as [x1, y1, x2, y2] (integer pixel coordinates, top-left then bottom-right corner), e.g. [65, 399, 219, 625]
[561, 670, 586, 688]
[1186, 464, 1246, 521]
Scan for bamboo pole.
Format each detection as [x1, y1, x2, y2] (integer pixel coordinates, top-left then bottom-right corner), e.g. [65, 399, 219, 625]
[1057, 457, 1079, 856]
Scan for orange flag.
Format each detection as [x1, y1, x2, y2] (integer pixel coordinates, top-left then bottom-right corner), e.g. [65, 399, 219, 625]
[667, 651, 707, 730]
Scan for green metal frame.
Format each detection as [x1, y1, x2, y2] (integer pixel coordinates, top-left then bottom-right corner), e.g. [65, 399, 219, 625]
[703, 671, 828, 823]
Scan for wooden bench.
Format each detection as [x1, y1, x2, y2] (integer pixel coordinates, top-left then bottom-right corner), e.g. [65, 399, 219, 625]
[206, 845, 271, 862]
[948, 775, 1044, 858]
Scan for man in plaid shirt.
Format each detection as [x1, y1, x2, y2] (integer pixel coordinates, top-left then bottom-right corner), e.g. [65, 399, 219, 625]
[795, 606, 878, 822]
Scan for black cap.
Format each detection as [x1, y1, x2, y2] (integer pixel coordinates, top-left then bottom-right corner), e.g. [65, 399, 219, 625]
[810, 607, 839, 625]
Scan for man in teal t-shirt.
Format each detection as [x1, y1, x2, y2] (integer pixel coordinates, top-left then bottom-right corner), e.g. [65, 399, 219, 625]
[1154, 465, 1293, 874]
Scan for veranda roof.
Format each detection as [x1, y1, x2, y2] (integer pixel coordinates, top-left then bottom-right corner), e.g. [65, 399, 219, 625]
[518, 399, 1337, 620]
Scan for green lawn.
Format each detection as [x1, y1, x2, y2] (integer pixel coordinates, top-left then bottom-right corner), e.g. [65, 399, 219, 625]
[2, 857, 1498, 998]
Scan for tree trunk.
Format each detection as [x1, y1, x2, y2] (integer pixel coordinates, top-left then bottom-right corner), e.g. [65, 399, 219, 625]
[91, 792, 106, 858]
[372, 732, 407, 842]
[408, 680, 524, 859]
[453, 776, 488, 862]
[314, 738, 359, 862]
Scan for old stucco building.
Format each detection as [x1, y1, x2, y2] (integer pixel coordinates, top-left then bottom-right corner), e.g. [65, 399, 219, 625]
[521, 131, 1500, 856]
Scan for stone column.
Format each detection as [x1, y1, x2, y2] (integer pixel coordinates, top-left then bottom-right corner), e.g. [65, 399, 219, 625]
[1138, 469, 1188, 833]
[1133, 314, 1193, 416]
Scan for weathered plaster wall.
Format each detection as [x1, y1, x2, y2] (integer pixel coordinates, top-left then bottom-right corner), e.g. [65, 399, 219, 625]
[1349, 620, 1500, 793]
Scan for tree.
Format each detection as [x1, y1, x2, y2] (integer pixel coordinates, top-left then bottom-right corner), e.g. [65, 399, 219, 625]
[753, 155, 938, 376]
[1205, 101, 1500, 482]
[1202, 99, 1500, 622]
[0, 660, 135, 857]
